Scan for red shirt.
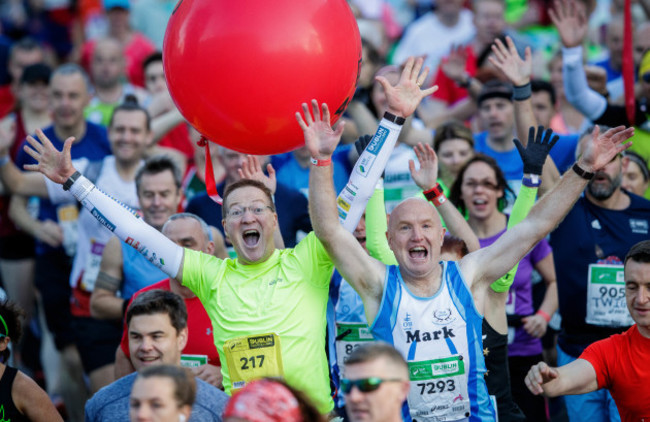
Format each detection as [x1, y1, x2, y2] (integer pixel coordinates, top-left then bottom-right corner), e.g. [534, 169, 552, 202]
[431, 45, 477, 106]
[120, 279, 220, 366]
[580, 325, 650, 421]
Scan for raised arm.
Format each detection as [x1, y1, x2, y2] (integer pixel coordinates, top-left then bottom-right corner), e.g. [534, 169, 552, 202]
[460, 125, 634, 286]
[489, 36, 560, 193]
[301, 101, 385, 303]
[409, 143, 480, 252]
[525, 359, 598, 397]
[22, 129, 186, 282]
[336, 56, 436, 233]
[550, 0, 608, 121]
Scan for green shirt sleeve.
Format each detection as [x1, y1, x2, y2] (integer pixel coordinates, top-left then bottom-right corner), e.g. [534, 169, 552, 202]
[365, 187, 398, 266]
[490, 184, 538, 293]
[182, 248, 224, 301]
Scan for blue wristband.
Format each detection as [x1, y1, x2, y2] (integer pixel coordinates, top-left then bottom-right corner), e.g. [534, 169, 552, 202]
[522, 174, 541, 187]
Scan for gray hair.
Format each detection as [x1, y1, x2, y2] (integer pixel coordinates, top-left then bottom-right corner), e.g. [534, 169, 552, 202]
[162, 213, 212, 242]
[52, 63, 92, 93]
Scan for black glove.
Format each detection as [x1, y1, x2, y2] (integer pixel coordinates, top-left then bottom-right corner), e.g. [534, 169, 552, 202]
[354, 134, 373, 156]
[513, 126, 559, 175]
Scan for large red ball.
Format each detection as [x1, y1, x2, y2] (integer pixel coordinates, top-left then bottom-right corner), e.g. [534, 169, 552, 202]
[163, 0, 361, 155]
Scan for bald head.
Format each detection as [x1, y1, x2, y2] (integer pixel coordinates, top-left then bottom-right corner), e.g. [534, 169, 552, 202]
[92, 38, 125, 89]
[388, 198, 441, 232]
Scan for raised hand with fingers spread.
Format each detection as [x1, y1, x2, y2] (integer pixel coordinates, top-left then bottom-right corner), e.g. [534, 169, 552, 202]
[22, 128, 77, 184]
[549, 0, 588, 48]
[489, 36, 532, 87]
[409, 143, 439, 191]
[375, 56, 438, 118]
[514, 126, 560, 176]
[441, 45, 469, 86]
[296, 100, 345, 161]
[238, 155, 277, 195]
[577, 125, 634, 173]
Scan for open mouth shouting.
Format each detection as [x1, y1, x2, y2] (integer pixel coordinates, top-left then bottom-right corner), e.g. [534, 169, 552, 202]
[242, 229, 261, 248]
[409, 246, 428, 260]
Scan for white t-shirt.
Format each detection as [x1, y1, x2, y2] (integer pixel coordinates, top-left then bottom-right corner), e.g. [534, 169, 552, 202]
[392, 9, 475, 73]
[46, 156, 141, 291]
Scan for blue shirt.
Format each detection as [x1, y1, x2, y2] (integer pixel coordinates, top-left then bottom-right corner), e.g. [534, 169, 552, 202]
[84, 372, 228, 421]
[550, 193, 650, 357]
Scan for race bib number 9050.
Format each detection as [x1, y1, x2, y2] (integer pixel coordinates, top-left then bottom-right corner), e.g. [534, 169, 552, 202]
[586, 264, 633, 327]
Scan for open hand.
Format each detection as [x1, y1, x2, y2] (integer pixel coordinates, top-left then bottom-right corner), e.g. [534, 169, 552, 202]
[441, 45, 469, 84]
[376, 57, 438, 118]
[578, 125, 634, 172]
[489, 36, 532, 86]
[525, 362, 558, 395]
[22, 129, 77, 184]
[549, 0, 588, 48]
[296, 100, 344, 160]
[238, 155, 277, 195]
[409, 143, 439, 191]
[514, 126, 559, 175]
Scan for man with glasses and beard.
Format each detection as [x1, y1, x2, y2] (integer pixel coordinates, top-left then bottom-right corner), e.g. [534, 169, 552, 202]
[548, 127, 650, 422]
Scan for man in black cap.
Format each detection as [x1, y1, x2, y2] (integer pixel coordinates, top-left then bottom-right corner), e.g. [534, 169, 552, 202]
[472, 80, 524, 200]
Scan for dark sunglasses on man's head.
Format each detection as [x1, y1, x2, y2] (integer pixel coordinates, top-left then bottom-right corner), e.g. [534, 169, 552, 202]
[340, 377, 403, 394]
[643, 72, 650, 83]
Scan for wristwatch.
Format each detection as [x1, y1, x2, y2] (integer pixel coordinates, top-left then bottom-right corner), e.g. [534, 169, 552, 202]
[383, 112, 405, 126]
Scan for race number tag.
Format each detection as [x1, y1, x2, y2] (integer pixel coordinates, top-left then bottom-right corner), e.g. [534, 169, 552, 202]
[223, 333, 283, 393]
[407, 356, 470, 420]
[57, 204, 79, 257]
[80, 238, 105, 291]
[335, 322, 375, 371]
[586, 264, 633, 327]
[180, 354, 208, 368]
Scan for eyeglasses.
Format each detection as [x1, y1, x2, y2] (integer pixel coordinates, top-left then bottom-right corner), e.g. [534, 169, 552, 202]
[462, 180, 499, 191]
[226, 205, 273, 219]
[340, 377, 403, 394]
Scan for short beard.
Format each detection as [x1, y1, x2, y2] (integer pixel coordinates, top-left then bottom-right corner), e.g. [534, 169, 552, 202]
[587, 172, 622, 200]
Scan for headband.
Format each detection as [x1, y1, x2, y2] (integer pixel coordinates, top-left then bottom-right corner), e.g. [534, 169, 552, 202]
[0, 314, 8, 338]
[624, 152, 650, 181]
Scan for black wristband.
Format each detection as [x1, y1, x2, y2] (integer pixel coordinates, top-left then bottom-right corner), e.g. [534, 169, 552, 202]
[458, 75, 472, 89]
[122, 299, 129, 318]
[62, 171, 81, 191]
[512, 82, 532, 101]
[572, 163, 594, 180]
[383, 112, 406, 126]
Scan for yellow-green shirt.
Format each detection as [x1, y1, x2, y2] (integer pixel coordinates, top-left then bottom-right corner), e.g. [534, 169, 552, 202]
[182, 232, 334, 413]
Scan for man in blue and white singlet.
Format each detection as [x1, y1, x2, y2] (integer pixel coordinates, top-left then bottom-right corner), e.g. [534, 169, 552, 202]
[299, 70, 635, 421]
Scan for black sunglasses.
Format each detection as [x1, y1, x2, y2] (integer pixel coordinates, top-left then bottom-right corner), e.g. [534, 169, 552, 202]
[643, 73, 650, 83]
[340, 377, 403, 394]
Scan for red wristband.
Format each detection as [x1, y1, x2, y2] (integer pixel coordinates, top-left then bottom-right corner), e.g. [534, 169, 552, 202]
[310, 157, 331, 167]
[536, 310, 552, 323]
[423, 184, 446, 207]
